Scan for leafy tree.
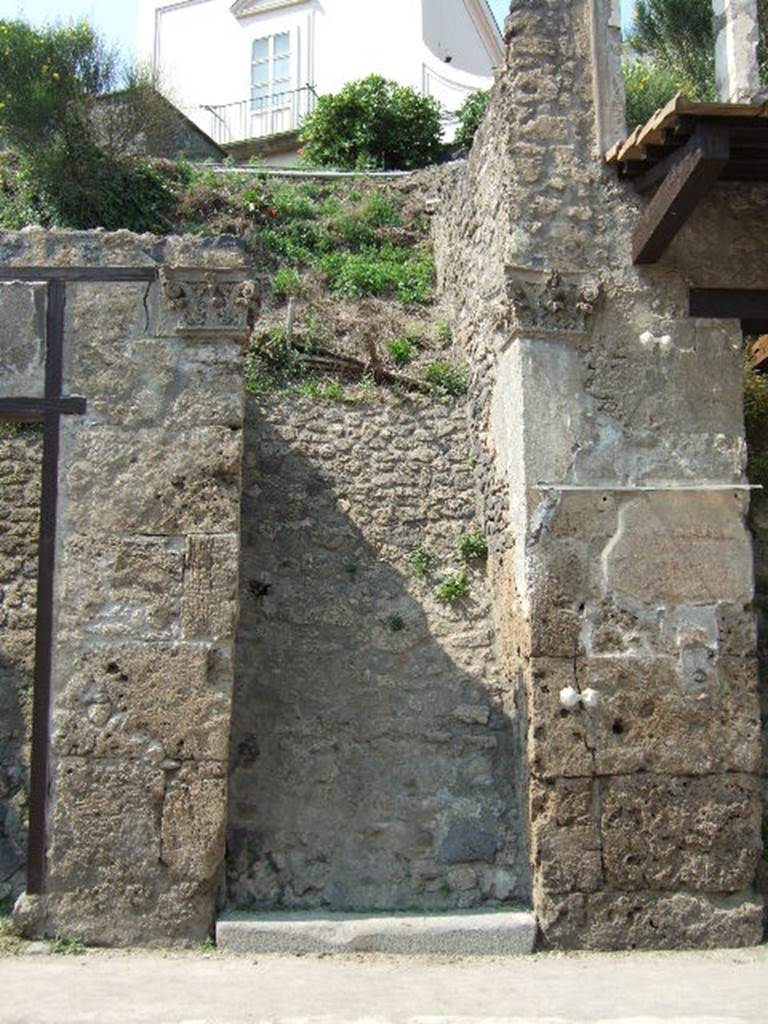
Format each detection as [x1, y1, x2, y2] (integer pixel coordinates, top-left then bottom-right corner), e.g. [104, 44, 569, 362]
[299, 75, 444, 170]
[454, 90, 491, 152]
[628, 0, 768, 107]
[630, 0, 716, 99]
[623, 59, 682, 130]
[0, 19, 176, 231]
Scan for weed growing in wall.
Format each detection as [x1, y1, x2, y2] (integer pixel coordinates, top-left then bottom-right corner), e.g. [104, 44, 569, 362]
[436, 320, 452, 347]
[424, 361, 468, 398]
[51, 934, 86, 956]
[0, 421, 43, 439]
[457, 530, 488, 562]
[435, 572, 470, 605]
[298, 377, 345, 402]
[411, 547, 435, 578]
[244, 327, 301, 395]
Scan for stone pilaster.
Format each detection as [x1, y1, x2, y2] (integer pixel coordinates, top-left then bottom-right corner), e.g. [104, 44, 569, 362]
[713, 0, 761, 103]
[436, 0, 764, 949]
[1, 231, 253, 946]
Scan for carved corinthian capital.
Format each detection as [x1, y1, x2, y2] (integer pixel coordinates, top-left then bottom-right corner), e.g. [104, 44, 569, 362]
[160, 268, 257, 338]
[506, 270, 600, 339]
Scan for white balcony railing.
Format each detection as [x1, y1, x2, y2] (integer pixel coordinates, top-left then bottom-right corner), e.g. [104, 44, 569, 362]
[202, 86, 317, 146]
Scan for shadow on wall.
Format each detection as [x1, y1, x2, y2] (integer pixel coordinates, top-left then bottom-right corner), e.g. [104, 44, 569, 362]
[226, 397, 531, 913]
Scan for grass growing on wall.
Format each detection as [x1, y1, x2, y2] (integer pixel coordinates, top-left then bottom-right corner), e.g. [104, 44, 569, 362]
[1, 156, 469, 404]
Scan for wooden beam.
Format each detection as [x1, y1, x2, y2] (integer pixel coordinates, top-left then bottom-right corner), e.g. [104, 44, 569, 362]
[632, 123, 730, 264]
[720, 160, 768, 181]
[0, 397, 86, 421]
[690, 288, 768, 321]
[0, 267, 156, 283]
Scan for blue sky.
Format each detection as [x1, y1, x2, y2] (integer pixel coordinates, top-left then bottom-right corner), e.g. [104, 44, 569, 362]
[0, 0, 637, 59]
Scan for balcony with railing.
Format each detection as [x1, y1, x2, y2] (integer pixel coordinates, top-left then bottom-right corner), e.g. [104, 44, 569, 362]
[202, 86, 317, 147]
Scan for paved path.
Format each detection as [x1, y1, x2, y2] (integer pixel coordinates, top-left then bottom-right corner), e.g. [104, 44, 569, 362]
[3, 946, 768, 1024]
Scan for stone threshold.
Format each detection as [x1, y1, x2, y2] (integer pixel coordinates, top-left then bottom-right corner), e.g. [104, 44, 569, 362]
[216, 909, 538, 956]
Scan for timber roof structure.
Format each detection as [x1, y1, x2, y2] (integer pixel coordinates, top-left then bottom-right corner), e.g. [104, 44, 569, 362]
[606, 93, 768, 264]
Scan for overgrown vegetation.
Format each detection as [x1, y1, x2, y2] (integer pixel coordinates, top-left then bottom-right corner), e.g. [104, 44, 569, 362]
[0, 19, 180, 231]
[623, 59, 683, 132]
[454, 90, 491, 152]
[299, 74, 444, 170]
[623, 0, 768, 130]
[0, 22, 466, 406]
[744, 361, 768, 487]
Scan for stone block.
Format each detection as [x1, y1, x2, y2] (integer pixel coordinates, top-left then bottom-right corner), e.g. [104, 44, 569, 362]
[52, 643, 231, 762]
[0, 283, 46, 399]
[160, 761, 228, 884]
[537, 890, 764, 951]
[182, 534, 239, 641]
[600, 773, 762, 893]
[530, 778, 603, 895]
[526, 539, 590, 658]
[586, 656, 761, 777]
[437, 822, 500, 865]
[604, 491, 753, 607]
[67, 284, 243, 430]
[57, 535, 184, 641]
[58, 420, 242, 536]
[47, 758, 165, 891]
[528, 659, 595, 779]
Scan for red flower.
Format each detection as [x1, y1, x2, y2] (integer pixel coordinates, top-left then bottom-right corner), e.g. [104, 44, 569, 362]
[270, 209, 278, 217]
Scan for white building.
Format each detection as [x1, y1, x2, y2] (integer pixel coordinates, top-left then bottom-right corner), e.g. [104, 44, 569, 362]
[138, 0, 503, 162]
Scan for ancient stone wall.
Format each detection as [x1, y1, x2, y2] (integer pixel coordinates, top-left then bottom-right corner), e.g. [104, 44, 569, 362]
[0, 429, 41, 907]
[0, 230, 252, 945]
[228, 393, 531, 911]
[434, 0, 764, 949]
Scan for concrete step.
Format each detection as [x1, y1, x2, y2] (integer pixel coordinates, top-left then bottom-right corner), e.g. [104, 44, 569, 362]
[216, 909, 538, 956]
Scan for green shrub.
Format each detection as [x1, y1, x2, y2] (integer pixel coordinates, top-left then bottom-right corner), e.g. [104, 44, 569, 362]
[622, 60, 682, 131]
[424, 361, 468, 397]
[272, 268, 304, 299]
[388, 338, 416, 367]
[457, 530, 488, 562]
[300, 75, 444, 170]
[435, 572, 470, 605]
[454, 90, 491, 151]
[0, 19, 181, 232]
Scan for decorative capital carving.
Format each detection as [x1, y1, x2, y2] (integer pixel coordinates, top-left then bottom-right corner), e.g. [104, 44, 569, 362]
[506, 270, 600, 338]
[160, 269, 257, 338]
